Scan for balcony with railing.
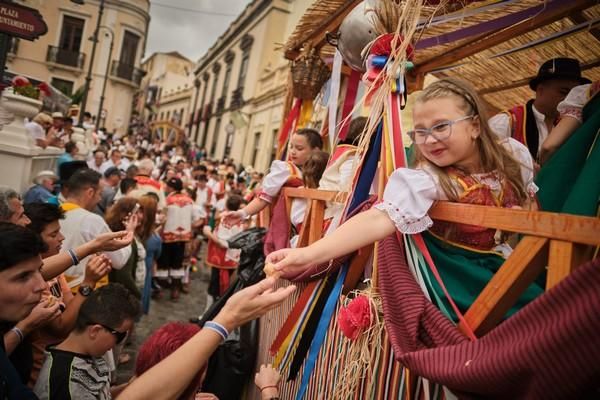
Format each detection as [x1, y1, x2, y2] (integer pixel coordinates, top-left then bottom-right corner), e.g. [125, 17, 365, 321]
[46, 46, 85, 70]
[110, 60, 144, 86]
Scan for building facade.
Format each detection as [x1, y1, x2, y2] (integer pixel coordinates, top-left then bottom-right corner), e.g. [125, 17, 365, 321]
[138, 51, 194, 128]
[6, 0, 150, 136]
[191, 0, 312, 171]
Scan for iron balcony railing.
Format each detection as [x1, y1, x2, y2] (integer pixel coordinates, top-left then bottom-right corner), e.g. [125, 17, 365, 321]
[46, 45, 85, 69]
[111, 60, 144, 85]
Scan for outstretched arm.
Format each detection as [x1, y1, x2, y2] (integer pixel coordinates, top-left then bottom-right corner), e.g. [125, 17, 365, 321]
[221, 197, 270, 224]
[41, 231, 132, 280]
[268, 208, 396, 276]
[116, 278, 295, 400]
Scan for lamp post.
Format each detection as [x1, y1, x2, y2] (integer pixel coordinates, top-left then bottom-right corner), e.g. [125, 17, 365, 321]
[189, 78, 201, 141]
[96, 26, 114, 129]
[78, 0, 105, 127]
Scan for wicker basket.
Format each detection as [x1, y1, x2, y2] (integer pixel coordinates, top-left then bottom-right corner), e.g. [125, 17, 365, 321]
[291, 48, 331, 100]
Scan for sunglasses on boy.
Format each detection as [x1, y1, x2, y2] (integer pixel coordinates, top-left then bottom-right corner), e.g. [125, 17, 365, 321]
[407, 115, 475, 144]
[90, 322, 128, 343]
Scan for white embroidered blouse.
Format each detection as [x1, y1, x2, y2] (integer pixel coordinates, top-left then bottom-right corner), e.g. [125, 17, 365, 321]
[557, 83, 592, 123]
[373, 138, 538, 234]
[259, 160, 302, 203]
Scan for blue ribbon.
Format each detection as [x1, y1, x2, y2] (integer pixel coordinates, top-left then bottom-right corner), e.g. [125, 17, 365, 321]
[295, 263, 348, 400]
[348, 121, 383, 212]
[295, 121, 384, 399]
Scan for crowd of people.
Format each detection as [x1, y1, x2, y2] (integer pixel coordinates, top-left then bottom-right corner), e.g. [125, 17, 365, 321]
[1, 55, 597, 399]
[3, 114, 299, 399]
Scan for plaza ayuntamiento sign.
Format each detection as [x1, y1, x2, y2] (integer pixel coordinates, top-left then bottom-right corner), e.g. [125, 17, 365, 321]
[0, 2, 47, 41]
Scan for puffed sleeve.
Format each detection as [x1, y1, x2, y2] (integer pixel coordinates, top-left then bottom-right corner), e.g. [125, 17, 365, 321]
[488, 112, 512, 140]
[373, 167, 442, 234]
[259, 160, 293, 203]
[557, 83, 591, 123]
[502, 138, 538, 196]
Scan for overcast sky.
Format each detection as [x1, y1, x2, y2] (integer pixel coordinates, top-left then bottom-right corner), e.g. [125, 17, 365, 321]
[145, 0, 250, 63]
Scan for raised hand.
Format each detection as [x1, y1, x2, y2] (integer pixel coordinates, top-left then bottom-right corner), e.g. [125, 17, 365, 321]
[214, 277, 296, 331]
[254, 364, 280, 396]
[91, 231, 134, 253]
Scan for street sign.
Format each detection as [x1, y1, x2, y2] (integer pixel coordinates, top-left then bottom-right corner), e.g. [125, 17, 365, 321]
[0, 2, 48, 41]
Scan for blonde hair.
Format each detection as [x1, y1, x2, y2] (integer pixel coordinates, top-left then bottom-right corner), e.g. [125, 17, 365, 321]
[411, 78, 527, 204]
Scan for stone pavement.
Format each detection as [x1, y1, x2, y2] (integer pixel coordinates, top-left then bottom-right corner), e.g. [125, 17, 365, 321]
[115, 265, 210, 384]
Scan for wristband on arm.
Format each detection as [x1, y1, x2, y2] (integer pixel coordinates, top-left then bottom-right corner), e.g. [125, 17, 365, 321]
[204, 321, 229, 341]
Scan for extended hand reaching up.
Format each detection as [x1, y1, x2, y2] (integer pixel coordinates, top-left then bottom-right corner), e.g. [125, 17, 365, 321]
[214, 277, 296, 331]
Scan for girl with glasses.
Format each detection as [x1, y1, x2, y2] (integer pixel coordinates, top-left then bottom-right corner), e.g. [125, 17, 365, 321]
[267, 77, 543, 321]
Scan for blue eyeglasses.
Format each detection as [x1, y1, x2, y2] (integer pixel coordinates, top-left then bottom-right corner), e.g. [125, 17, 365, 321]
[407, 115, 475, 144]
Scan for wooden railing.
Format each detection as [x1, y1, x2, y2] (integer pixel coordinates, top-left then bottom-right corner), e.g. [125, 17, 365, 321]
[260, 187, 600, 336]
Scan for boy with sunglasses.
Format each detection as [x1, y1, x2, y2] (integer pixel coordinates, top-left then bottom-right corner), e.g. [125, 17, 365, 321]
[34, 283, 139, 400]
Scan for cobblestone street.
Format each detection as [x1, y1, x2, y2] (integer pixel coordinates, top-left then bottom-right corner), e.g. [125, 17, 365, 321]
[116, 264, 209, 384]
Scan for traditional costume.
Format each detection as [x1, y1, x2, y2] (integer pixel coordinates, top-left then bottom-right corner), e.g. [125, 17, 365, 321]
[374, 138, 542, 320]
[156, 179, 199, 297]
[319, 144, 359, 235]
[261, 160, 304, 254]
[205, 220, 244, 297]
[489, 58, 590, 160]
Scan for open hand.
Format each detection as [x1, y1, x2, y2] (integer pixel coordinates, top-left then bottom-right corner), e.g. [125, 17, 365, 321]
[215, 277, 296, 331]
[91, 231, 134, 252]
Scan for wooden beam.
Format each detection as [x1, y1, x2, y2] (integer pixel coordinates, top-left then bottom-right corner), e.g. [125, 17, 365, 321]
[283, 187, 347, 203]
[479, 59, 600, 95]
[285, 1, 362, 60]
[460, 236, 548, 336]
[308, 199, 326, 245]
[428, 202, 600, 246]
[415, 0, 597, 74]
[546, 241, 591, 289]
[342, 244, 373, 295]
[569, 11, 600, 44]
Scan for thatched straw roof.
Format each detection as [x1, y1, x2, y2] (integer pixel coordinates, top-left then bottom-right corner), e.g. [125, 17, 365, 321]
[284, 0, 600, 112]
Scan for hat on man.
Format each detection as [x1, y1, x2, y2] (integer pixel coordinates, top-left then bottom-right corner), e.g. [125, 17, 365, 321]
[34, 170, 58, 184]
[124, 148, 137, 159]
[104, 166, 121, 179]
[529, 57, 591, 90]
[166, 177, 183, 192]
[51, 112, 63, 119]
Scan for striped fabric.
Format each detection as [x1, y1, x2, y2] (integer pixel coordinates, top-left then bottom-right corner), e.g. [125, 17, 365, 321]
[252, 277, 428, 400]
[378, 233, 600, 399]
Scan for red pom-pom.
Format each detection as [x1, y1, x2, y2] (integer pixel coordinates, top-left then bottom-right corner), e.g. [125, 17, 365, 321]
[368, 33, 414, 60]
[11, 76, 30, 87]
[337, 295, 372, 340]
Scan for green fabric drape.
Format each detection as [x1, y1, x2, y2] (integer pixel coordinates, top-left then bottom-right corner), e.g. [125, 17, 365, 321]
[536, 93, 600, 216]
[421, 232, 544, 323]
